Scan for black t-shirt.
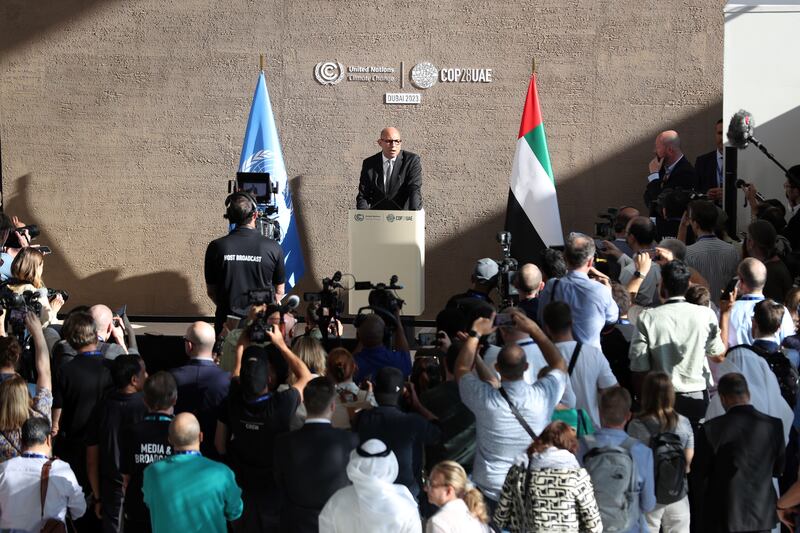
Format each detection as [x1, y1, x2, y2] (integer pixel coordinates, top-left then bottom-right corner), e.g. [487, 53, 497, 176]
[764, 259, 794, 303]
[446, 290, 496, 323]
[419, 381, 476, 474]
[53, 353, 114, 445]
[119, 414, 173, 523]
[86, 391, 147, 480]
[218, 384, 300, 490]
[204, 226, 286, 319]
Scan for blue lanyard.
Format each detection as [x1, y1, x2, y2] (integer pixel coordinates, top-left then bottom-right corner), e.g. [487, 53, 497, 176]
[21, 453, 49, 459]
[247, 393, 272, 404]
[739, 295, 763, 301]
[174, 451, 201, 457]
[517, 340, 535, 347]
[144, 414, 174, 423]
[695, 235, 716, 241]
[79, 350, 103, 358]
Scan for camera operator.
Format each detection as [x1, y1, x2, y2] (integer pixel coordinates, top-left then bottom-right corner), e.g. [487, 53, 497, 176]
[6, 248, 64, 328]
[446, 258, 498, 323]
[204, 192, 286, 334]
[602, 217, 661, 307]
[0, 215, 34, 282]
[353, 310, 411, 384]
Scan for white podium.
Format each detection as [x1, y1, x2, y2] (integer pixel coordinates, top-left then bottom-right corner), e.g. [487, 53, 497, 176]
[348, 209, 425, 316]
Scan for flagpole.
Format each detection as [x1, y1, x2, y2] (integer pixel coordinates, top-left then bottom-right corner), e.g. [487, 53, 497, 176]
[531, 57, 536, 76]
[259, 53, 264, 72]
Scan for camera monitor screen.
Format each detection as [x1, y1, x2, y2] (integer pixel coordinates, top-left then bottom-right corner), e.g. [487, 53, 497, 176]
[236, 172, 271, 203]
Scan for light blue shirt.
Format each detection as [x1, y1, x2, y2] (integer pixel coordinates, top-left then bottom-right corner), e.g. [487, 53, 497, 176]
[0, 252, 12, 281]
[458, 370, 567, 501]
[727, 294, 795, 346]
[578, 428, 656, 533]
[537, 271, 619, 348]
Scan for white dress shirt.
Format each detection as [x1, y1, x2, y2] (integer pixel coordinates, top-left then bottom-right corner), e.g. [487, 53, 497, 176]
[0, 456, 86, 531]
[426, 498, 490, 533]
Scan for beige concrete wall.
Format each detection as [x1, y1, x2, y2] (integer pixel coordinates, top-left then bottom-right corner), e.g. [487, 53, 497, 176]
[0, 0, 724, 317]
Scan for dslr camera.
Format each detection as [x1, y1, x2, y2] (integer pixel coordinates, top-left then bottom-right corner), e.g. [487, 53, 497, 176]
[245, 286, 275, 343]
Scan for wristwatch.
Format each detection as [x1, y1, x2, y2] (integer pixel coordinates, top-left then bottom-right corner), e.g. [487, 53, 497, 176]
[468, 329, 480, 338]
[633, 271, 645, 279]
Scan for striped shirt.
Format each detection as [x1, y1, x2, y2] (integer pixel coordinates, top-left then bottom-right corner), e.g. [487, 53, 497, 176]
[685, 236, 739, 304]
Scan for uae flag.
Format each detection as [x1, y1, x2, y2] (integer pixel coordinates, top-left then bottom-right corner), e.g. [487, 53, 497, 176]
[504, 74, 564, 266]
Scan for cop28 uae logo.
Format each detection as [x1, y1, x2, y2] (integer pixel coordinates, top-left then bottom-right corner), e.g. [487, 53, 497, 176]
[314, 61, 345, 85]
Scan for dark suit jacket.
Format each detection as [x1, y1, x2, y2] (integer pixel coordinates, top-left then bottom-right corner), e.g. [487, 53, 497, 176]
[784, 210, 800, 251]
[694, 404, 785, 533]
[273, 421, 358, 533]
[695, 150, 721, 194]
[644, 155, 698, 215]
[356, 150, 422, 210]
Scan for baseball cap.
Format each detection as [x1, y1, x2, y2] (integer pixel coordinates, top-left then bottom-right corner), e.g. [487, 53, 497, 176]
[473, 258, 499, 283]
[240, 356, 269, 400]
[373, 367, 404, 406]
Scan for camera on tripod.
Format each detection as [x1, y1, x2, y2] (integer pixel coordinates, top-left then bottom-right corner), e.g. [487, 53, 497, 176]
[303, 272, 345, 340]
[229, 172, 281, 241]
[245, 286, 276, 343]
[354, 275, 405, 329]
[495, 231, 519, 308]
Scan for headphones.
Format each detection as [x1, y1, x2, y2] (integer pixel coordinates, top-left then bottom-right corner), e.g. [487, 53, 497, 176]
[224, 191, 259, 222]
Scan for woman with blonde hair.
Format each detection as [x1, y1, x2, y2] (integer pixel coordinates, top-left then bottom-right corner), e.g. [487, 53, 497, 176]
[290, 336, 327, 383]
[425, 460, 489, 533]
[494, 421, 602, 533]
[7, 247, 63, 326]
[327, 348, 375, 429]
[0, 312, 52, 460]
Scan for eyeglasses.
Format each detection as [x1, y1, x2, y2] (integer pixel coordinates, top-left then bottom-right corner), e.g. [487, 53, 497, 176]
[381, 139, 402, 144]
[425, 479, 447, 490]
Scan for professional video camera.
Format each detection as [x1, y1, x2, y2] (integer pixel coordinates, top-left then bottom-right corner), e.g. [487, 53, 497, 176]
[303, 272, 346, 340]
[495, 231, 518, 308]
[230, 172, 281, 241]
[594, 208, 619, 239]
[354, 275, 405, 329]
[245, 286, 275, 343]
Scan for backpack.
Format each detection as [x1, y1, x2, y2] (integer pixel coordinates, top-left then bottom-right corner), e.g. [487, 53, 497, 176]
[641, 418, 687, 505]
[582, 435, 639, 532]
[731, 343, 800, 407]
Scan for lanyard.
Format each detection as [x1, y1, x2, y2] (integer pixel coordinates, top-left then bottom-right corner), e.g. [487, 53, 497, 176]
[517, 340, 535, 347]
[739, 295, 763, 302]
[248, 393, 272, 404]
[144, 414, 174, 423]
[695, 235, 716, 241]
[79, 350, 103, 358]
[174, 451, 201, 457]
[21, 453, 49, 459]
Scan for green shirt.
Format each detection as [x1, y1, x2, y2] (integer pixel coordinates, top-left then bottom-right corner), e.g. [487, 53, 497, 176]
[143, 453, 243, 533]
[628, 297, 725, 392]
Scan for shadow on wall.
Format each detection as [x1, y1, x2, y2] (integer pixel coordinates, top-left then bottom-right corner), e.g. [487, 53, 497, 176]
[0, 0, 111, 56]
[3, 174, 202, 315]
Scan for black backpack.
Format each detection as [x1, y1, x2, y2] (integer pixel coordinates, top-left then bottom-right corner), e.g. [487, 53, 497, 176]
[729, 343, 800, 407]
[643, 418, 687, 505]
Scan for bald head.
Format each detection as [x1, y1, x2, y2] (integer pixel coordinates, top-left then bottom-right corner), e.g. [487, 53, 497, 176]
[358, 314, 386, 348]
[90, 305, 114, 339]
[169, 413, 201, 450]
[655, 130, 683, 165]
[738, 257, 767, 293]
[378, 127, 402, 159]
[185, 321, 216, 359]
[496, 345, 528, 381]
[516, 263, 543, 297]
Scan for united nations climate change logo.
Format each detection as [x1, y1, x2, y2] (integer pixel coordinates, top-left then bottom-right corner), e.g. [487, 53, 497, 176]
[354, 214, 365, 222]
[410, 62, 438, 89]
[314, 61, 345, 85]
[386, 214, 396, 222]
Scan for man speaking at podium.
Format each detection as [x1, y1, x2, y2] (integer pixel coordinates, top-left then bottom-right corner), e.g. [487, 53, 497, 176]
[356, 127, 423, 210]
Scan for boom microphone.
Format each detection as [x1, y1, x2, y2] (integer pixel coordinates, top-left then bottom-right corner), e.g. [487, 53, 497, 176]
[727, 109, 754, 149]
